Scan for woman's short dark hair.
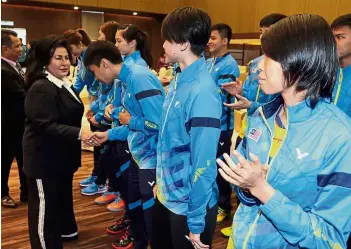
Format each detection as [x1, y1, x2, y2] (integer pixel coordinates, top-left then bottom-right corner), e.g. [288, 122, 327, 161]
[260, 13, 287, 28]
[118, 24, 153, 68]
[63, 29, 83, 46]
[77, 28, 91, 46]
[100, 21, 120, 44]
[261, 14, 338, 108]
[331, 14, 351, 30]
[25, 36, 72, 90]
[84, 41, 123, 68]
[161, 7, 211, 56]
[211, 23, 232, 45]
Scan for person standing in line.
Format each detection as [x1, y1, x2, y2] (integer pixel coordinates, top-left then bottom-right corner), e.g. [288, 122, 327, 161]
[23, 36, 99, 249]
[331, 14, 351, 118]
[219, 13, 287, 237]
[217, 14, 351, 249]
[331, 13, 351, 249]
[1, 29, 27, 208]
[84, 41, 164, 249]
[206, 23, 240, 225]
[152, 7, 222, 249]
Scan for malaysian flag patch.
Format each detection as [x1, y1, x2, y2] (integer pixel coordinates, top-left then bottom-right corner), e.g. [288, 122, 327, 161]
[248, 128, 262, 142]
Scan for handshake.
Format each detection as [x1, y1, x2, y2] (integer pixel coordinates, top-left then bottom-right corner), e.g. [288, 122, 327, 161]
[80, 129, 109, 147]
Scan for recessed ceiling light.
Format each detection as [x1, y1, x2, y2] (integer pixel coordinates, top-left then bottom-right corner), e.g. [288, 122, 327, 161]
[2, 0, 8, 3]
[74, 6, 79, 10]
[133, 12, 138, 16]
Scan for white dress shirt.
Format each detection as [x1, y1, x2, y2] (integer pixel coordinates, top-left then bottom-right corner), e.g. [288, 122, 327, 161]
[45, 71, 81, 103]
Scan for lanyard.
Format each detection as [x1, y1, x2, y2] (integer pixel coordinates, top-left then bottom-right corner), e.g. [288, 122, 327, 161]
[209, 57, 217, 73]
[255, 85, 261, 102]
[334, 68, 343, 105]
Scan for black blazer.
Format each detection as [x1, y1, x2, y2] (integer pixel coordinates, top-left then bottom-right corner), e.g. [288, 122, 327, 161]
[1, 59, 26, 140]
[23, 78, 84, 178]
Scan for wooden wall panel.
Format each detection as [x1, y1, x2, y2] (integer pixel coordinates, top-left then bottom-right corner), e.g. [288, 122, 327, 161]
[21, 0, 351, 32]
[1, 4, 81, 43]
[304, 0, 339, 23]
[276, 0, 306, 16]
[338, 0, 351, 16]
[30, 0, 186, 14]
[203, 0, 351, 33]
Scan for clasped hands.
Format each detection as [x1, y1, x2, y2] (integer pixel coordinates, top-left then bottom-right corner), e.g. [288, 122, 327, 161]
[104, 105, 131, 125]
[217, 151, 272, 200]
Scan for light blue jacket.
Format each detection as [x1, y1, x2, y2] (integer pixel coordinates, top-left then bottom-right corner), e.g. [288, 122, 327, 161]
[107, 51, 149, 142]
[332, 65, 351, 118]
[243, 56, 279, 115]
[206, 53, 240, 130]
[110, 50, 147, 124]
[156, 57, 222, 234]
[110, 62, 164, 169]
[73, 49, 99, 97]
[90, 82, 114, 126]
[230, 96, 351, 249]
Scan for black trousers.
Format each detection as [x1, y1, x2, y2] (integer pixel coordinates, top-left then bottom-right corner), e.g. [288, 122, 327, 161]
[216, 130, 233, 211]
[1, 133, 27, 197]
[27, 172, 77, 249]
[95, 142, 120, 191]
[123, 160, 155, 249]
[151, 199, 218, 249]
[109, 141, 131, 194]
[93, 124, 111, 187]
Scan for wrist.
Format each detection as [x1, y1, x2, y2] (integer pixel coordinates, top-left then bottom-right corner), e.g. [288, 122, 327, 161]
[249, 180, 275, 204]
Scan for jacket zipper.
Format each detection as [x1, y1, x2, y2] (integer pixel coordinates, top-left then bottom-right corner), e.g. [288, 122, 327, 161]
[160, 74, 178, 138]
[242, 106, 289, 249]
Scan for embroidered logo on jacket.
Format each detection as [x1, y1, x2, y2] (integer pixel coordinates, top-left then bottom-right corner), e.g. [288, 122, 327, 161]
[248, 128, 262, 142]
[296, 148, 309, 160]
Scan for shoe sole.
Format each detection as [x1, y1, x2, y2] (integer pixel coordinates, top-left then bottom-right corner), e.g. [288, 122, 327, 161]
[81, 189, 107, 196]
[112, 242, 133, 249]
[107, 207, 125, 212]
[79, 183, 93, 187]
[106, 226, 129, 235]
[95, 199, 115, 205]
[1, 204, 17, 208]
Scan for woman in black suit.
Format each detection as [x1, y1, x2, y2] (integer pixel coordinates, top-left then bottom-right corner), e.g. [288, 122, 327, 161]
[23, 36, 99, 249]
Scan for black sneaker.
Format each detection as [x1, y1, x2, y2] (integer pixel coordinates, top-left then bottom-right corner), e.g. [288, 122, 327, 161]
[106, 215, 130, 235]
[112, 231, 134, 249]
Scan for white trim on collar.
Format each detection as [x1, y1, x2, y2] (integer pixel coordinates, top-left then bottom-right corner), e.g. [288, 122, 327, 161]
[45, 70, 71, 88]
[45, 70, 81, 103]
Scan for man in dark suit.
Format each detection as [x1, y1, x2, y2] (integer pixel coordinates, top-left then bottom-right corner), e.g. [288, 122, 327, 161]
[1, 29, 28, 208]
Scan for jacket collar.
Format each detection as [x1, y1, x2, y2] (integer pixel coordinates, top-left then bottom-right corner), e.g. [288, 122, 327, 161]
[45, 70, 71, 89]
[118, 62, 131, 83]
[175, 57, 206, 84]
[125, 50, 141, 63]
[1, 56, 17, 71]
[261, 95, 326, 124]
[341, 64, 351, 76]
[212, 52, 231, 65]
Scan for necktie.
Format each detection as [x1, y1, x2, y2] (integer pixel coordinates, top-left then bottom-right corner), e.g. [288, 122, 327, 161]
[15, 62, 25, 78]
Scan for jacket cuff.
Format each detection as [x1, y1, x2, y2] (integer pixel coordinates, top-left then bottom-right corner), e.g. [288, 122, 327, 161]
[259, 190, 284, 216]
